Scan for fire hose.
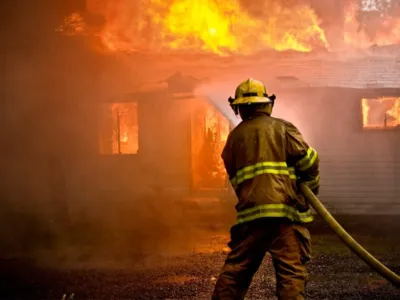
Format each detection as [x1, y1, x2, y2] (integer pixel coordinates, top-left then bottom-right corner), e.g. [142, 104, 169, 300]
[300, 183, 400, 287]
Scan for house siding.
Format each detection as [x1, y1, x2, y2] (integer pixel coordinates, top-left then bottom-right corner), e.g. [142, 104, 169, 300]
[318, 153, 400, 214]
[276, 88, 400, 214]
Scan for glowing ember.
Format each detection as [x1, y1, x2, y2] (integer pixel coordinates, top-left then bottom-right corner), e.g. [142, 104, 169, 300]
[59, 0, 328, 55]
[361, 97, 400, 129]
[100, 102, 139, 154]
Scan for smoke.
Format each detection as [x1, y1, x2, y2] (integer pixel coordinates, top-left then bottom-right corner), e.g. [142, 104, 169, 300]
[194, 75, 326, 148]
[195, 81, 240, 126]
[0, 0, 236, 271]
[193, 75, 310, 129]
[194, 77, 313, 136]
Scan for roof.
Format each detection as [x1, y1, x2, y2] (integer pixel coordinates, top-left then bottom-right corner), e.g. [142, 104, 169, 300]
[267, 56, 400, 89]
[227, 45, 400, 89]
[106, 44, 400, 93]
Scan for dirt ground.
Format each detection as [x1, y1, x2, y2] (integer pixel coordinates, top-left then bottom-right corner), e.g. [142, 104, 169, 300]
[1, 214, 400, 300]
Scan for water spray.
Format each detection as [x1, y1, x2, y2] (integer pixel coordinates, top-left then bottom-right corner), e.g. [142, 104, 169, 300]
[194, 83, 241, 127]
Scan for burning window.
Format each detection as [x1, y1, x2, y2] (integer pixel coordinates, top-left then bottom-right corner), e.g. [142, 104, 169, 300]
[191, 101, 230, 190]
[99, 102, 139, 154]
[361, 97, 400, 129]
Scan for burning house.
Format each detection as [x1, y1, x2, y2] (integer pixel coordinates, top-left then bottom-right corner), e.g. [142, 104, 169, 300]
[5, 0, 399, 221]
[97, 72, 232, 197]
[91, 47, 400, 215]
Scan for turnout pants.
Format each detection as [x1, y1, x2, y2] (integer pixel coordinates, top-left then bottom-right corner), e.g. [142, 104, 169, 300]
[212, 218, 311, 300]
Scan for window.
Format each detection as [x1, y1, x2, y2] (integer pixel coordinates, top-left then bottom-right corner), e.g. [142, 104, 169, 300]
[99, 102, 139, 154]
[191, 100, 230, 190]
[361, 97, 400, 129]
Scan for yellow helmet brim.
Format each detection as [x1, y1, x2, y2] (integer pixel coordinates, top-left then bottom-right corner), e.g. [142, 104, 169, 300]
[231, 96, 273, 105]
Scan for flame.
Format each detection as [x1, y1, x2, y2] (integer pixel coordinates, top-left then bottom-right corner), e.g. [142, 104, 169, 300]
[362, 97, 400, 129]
[59, 0, 328, 55]
[204, 104, 230, 180]
[56, 12, 87, 36]
[99, 102, 139, 154]
[191, 100, 229, 189]
[59, 1, 400, 55]
[344, 2, 400, 48]
[112, 103, 139, 154]
[120, 131, 129, 143]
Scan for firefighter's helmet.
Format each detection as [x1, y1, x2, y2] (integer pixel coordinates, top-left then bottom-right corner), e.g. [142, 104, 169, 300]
[228, 78, 276, 106]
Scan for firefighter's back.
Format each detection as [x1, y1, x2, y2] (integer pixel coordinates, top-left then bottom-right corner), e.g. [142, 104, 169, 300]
[225, 113, 299, 218]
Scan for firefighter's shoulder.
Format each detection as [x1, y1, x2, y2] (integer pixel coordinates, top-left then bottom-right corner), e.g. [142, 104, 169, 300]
[229, 120, 246, 135]
[270, 117, 299, 131]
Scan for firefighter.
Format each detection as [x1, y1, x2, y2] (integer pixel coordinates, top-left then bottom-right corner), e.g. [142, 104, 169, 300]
[212, 78, 320, 300]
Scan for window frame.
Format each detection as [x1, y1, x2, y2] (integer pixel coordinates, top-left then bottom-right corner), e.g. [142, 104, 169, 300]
[357, 89, 400, 132]
[360, 96, 400, 131]
[98, 100, 139, 156]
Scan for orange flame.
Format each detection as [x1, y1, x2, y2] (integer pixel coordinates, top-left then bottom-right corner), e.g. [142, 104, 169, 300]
[362, 97, 400, 129]
[56, 12, 87, 36]
[59, 1, 400, 55]
[99, 102, 139, 155]
[204, 105, 230, 179]
[59, 0, 328, 55]
[191, 100, 229, 189]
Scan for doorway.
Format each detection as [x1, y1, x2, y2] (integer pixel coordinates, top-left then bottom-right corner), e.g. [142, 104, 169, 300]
[191, 100, 230, 190]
